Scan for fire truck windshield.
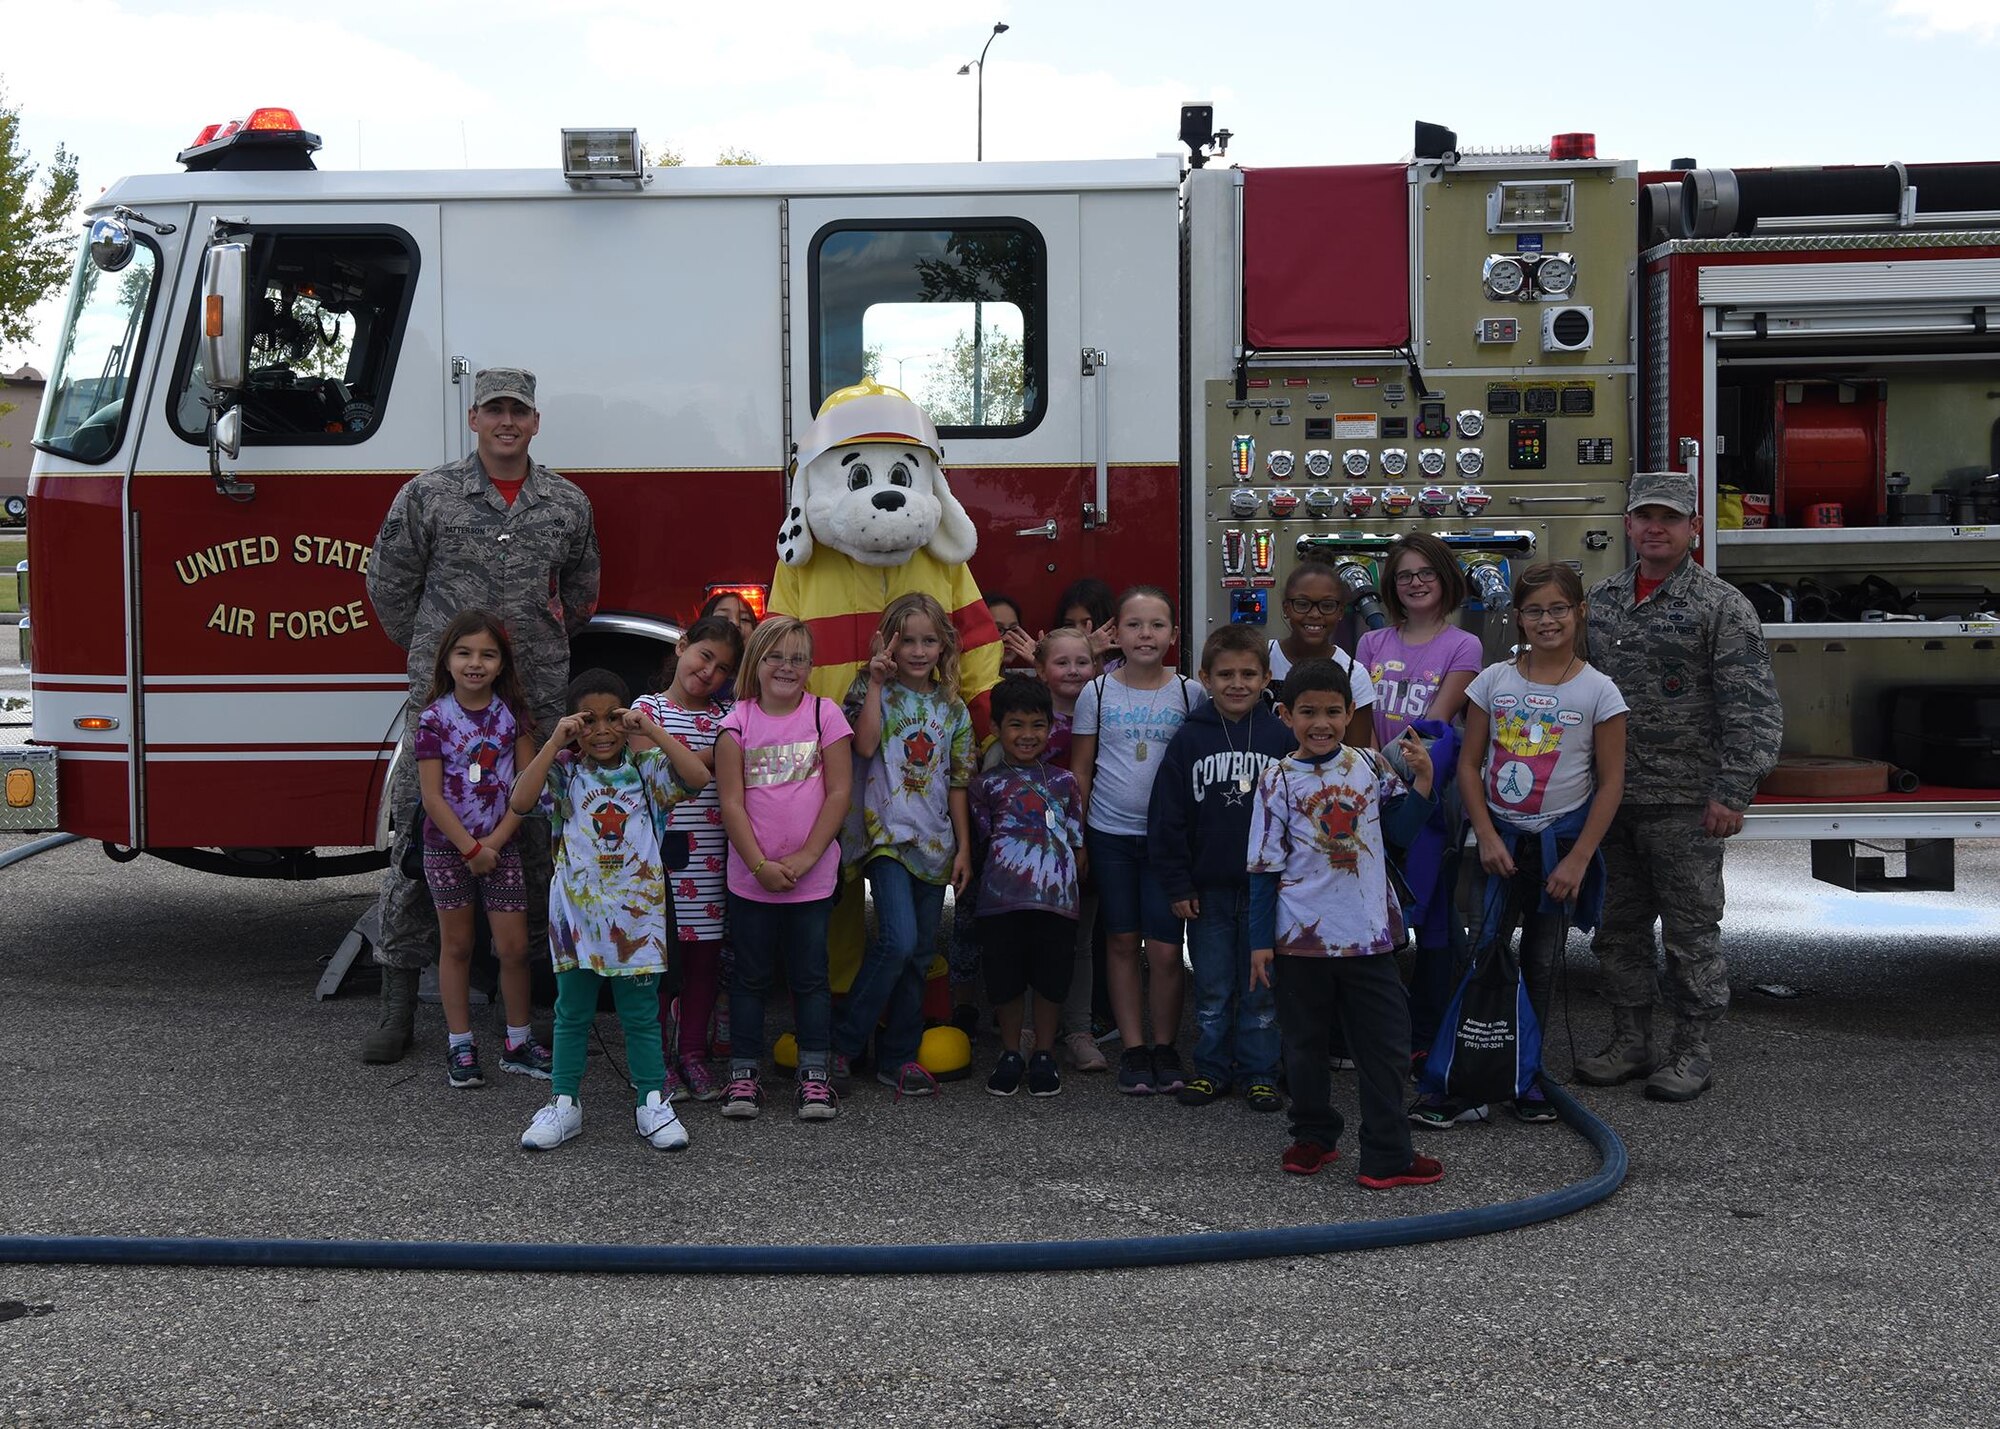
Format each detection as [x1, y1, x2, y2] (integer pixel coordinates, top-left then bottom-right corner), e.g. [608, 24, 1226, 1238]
[34, 236, 159, 463]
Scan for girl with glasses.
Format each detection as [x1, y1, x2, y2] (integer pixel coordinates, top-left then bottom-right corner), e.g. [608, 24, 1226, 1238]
[1267, 561, 1379, 747]
[713, 616, 854, 1122]
[1356, 534, 1483, 747]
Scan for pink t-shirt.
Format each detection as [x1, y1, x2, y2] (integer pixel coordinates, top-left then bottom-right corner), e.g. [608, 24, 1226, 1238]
[719, 695, 853, 904]
[1355, 624, 1484, 744]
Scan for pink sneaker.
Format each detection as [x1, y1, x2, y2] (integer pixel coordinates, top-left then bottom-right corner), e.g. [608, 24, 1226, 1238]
[660, 1061, 689, 1104]
[681, 1056, 720, 1102]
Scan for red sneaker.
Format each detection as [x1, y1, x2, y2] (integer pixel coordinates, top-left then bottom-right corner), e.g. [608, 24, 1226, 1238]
[1356, 1154, 1445, 1190]
[1281, 1140, 1339, 1176]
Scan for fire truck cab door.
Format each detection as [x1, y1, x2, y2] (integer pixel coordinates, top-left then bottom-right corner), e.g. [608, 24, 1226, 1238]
[126, 202, 443, 850]
[786, 193, 1093, 613]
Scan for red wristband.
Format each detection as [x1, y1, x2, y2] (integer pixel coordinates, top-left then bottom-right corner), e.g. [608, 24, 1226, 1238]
[463, 841, 484, 861]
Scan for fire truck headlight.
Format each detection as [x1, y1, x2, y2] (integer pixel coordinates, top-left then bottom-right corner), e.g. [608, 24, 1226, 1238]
[1483, 255, 1528, 300]
[1535, 253, 1578, 297]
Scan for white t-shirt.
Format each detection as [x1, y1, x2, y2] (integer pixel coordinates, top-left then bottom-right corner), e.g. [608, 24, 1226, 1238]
[1267, 640, 1377, 709]
[1465, 660, 1628, 833]
[1073, 671, 1201, 836]
[1247, 748, 1407, 959]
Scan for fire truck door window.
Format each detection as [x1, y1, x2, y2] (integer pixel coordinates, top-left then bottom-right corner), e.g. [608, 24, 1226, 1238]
[811, 222, 1046, 438]
[34, 237, 160, 464]
[170, 229, 418, 447]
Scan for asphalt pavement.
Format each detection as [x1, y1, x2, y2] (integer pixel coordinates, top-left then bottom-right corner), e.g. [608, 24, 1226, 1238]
[2, 815, 1996, 1427]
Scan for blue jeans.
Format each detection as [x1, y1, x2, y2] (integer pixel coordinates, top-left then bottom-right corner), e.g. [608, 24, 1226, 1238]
[726, 892, 833, 1079]
[1186, 884, 1280, 1086]
[834, 856, 947, 1068]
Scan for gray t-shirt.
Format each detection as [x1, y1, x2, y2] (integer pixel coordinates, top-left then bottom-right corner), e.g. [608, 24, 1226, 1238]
[1073, 672, 1200, 836]
[1465, 661, 1628, 833]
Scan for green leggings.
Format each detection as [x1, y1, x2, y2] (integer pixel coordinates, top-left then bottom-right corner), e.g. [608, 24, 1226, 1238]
[552, 967, 665, 1104]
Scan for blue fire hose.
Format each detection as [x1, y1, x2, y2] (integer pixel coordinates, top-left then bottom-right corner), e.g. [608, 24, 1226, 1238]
[0, 1083, 1623, 1275]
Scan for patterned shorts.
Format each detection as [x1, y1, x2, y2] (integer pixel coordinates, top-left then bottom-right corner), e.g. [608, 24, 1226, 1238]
[422, 841, 528, 914]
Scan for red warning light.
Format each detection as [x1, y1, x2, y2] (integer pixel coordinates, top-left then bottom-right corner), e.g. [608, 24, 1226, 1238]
[190, 122, 223, 147]
[1550, 132, 1596, 161]
[244, 107, 304, 132]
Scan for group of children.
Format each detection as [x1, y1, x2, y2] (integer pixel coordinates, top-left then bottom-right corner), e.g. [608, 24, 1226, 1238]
[409, 540, 1629, 1189]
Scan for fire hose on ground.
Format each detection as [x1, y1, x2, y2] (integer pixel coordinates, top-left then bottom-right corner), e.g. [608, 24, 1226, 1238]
[0, 1084, 1624, 1274]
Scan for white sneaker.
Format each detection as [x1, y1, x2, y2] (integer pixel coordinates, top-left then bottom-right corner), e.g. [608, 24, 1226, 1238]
[635, 1091, 689, 1151]
[521, 1095, 582, 1151]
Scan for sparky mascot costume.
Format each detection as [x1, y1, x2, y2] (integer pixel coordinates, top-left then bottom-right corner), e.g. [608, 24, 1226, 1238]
[769, 380, 1001, 1075]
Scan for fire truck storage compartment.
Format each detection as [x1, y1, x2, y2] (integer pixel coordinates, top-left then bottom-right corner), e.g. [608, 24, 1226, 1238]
[1886, 686, 2000, 787]
[1240, 166, 1410, 351]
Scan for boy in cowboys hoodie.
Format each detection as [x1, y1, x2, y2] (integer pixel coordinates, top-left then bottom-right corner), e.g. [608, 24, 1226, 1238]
[1147, 626, 1296, 1111]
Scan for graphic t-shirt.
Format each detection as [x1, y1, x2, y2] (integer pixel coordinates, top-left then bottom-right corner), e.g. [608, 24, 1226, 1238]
[719, 695, 853, 904]
[842, 678, 975, 884]
[634, 691, 728, 942]
[1073, 672, 1201, 836]
[968, 761, 1086, 919]
[1267, 641, 1379, 710]
[1045, 707, 1076, 770]
[1465, 661, 1629, 833]
[1247, 748, 1408, 959]
[1355, 625, 1484, 744]
[415, 693, 522, 847]
[543, 748, 694, 976]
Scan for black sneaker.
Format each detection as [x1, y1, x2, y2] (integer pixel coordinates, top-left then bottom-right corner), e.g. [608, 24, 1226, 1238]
[1116, 1046, 1155, 1095]
[1513, 1084, 1559, 1123]
[1245, 1082, 1284, 1113]
[986, 1051, 1026, 1097]
[446, 1042, 484, 1090]
[1151, 1045, 1187, 1093]
[1026, 1051, 1062, 1098]
[1175, 1075, 1222, 1107]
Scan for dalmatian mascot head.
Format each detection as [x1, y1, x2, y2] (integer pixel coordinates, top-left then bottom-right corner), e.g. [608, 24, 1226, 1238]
[778, 379, 977, 570]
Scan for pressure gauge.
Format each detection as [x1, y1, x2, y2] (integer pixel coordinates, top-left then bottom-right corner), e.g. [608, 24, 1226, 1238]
[1536, 252, 1578, 297]
[1341, 449, 1371, 479]
[1266, 450, 1296, 479]
[1304, 449, 1334, 479]
[1483, 254, 1528, 300]
[1456, 447, 1486, 477]
[1455, 410, 1485, 439]
[1417, 447, 1447, 478]
[1379, 447, 1409, 477]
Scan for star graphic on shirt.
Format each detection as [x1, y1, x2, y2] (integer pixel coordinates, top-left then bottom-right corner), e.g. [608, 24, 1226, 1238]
[1219, 780, 1251, 808]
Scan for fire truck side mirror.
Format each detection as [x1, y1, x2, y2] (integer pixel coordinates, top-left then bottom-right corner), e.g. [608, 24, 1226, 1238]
[213, 407, 241, 460]
[200, 242, 250, 397]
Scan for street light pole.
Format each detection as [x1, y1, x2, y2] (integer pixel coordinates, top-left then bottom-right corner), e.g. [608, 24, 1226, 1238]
[957, 21, 1009, 163]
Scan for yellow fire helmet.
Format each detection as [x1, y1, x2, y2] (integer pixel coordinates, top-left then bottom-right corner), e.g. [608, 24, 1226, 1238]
[791, 377, 944, 475]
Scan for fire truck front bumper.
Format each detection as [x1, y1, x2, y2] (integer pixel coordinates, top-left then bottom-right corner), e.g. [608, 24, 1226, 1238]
[0, 745, 59, 832]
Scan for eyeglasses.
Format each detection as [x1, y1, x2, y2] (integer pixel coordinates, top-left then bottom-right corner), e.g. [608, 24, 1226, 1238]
[760, 652, 812, 668]
[1393, 570, 1441, 587]
[1519, 603, 1575, 622]
[1284, 597, 1343, 616]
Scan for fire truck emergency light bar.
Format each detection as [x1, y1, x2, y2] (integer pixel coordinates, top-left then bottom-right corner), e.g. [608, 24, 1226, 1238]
[177, 109, 321, 172]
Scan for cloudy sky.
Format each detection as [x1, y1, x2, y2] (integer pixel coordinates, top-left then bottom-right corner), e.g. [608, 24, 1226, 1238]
[3, 0, 1995, 368]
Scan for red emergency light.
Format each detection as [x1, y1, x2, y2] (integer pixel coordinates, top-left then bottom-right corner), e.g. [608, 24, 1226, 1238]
[178, 108, 322, 173]
[1550, 132, 1597, 161]
[244, 107, 305, 133]
[703, 583, 769, 622]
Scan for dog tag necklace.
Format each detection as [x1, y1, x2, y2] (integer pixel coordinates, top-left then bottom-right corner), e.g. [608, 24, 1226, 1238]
[1220, 711, 1253, 792]
[1132, 682, 1171, 762]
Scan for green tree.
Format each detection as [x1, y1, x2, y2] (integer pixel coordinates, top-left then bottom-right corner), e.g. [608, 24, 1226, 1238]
[716, 147, 760, 166]
[921, 322, 1025, 427]
[0, 86, 81, 351]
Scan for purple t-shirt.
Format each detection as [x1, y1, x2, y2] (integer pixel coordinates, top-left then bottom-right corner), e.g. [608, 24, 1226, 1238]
[969, 761, 1086, 919]
[1355, 624, 1484, 744]
[719, 695, 853, 904]
[415, 694, 521, 847]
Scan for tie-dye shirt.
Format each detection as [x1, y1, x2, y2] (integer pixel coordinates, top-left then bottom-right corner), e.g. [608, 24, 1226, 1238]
[1247, 748, 1408, 959]
[415, 693, 521, 847]
[969, 760, 1086, 919]
[543, 748, 694, 976]
[842, 677, 975, 884]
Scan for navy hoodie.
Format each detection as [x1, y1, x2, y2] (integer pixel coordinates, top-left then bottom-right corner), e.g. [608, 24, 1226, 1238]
[1147, 701, 1297, 900]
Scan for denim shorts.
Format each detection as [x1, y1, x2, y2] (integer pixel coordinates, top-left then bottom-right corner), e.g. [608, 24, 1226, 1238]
[1085, 827, 1182, 945]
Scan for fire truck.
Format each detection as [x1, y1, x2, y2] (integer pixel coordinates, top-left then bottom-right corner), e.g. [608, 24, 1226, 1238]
[7, 109, 1999, 895]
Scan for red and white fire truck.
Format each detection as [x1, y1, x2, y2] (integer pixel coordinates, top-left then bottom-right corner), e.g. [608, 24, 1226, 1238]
[8, 109, 1999, 893]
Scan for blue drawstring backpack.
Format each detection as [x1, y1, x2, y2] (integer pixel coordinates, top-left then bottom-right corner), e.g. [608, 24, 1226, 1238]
[1418, 872, 1545, 1105]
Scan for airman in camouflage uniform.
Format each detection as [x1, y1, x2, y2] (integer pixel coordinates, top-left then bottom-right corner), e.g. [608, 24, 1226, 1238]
[1579, 471, 1782, 1101]
[359, 367, 601, 1063]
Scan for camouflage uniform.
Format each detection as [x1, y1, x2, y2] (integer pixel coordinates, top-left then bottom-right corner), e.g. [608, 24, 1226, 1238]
[1585, 548, 1782, 1021]
[366, 448, 601, 972]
